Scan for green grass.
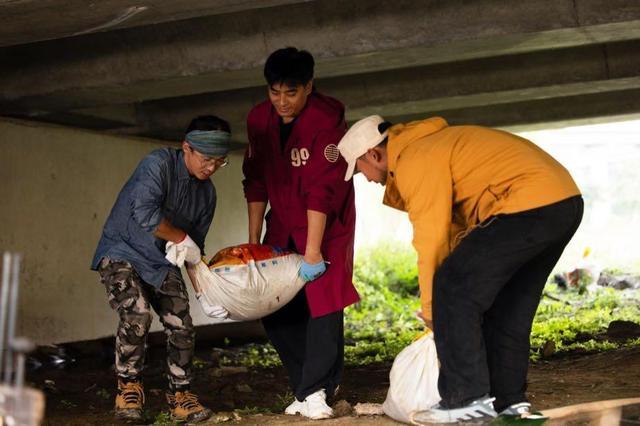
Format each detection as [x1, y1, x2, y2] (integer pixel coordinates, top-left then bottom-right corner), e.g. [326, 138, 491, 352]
[234, 393, 296, 415]
[226, 241, 640, 368]
[150, 412, 180, 426]
[235, 406, 271, 415]
[344, 242, 422, 365]
[530, 283, 640, 360]
[192, 356, 207, 369]
[221, 342, 281, 368]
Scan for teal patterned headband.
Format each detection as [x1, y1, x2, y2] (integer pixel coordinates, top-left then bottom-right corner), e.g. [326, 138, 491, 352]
[185, 130, 232, 157]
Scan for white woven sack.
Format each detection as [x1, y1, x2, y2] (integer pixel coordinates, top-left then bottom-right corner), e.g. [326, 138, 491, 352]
[382, 331, 441, 424]
[191, 246, 305, 321]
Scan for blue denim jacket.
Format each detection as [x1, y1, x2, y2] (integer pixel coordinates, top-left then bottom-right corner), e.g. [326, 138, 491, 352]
[91, 148, 216, 287]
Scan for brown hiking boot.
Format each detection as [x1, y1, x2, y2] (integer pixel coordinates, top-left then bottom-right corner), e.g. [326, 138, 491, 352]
[166, 390, 213, 423]
[114, 379, 144, 421]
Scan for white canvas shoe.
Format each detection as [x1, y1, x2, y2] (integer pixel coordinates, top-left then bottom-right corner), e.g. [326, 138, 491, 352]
[412, 396, 498, 424]
[291, 389, 333, 420]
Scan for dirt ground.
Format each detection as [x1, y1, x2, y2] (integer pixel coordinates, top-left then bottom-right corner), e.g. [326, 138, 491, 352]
[25, 338, 640, 426]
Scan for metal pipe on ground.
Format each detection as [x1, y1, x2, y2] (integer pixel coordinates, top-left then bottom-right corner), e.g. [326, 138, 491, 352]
[0, 252, 12, 383]
[0, 252, 45, 426]
[3, 254, 20, 384]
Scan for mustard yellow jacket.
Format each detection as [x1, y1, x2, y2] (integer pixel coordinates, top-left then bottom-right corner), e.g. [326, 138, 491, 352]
[383, 117, 580, 321]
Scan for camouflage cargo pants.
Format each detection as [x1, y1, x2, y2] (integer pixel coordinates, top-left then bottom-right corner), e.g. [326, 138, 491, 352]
[97, 258, 195, 390]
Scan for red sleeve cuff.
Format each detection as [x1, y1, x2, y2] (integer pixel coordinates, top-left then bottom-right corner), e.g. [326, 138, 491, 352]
[244, 188, 268, 203]
[305, 195, 332, 215]
[242, 179, 268, 203]
[244, 191, 268, 203]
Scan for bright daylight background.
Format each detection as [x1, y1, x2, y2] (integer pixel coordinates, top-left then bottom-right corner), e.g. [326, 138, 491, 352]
[353, 118, 640, 274]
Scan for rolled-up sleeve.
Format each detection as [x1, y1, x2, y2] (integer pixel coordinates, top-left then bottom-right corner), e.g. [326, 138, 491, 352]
[303, 126, 348, 215]
[129, 156, 166, 233]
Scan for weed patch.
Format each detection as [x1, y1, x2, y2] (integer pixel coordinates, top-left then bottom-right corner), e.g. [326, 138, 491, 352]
[224, 242, 640, 367]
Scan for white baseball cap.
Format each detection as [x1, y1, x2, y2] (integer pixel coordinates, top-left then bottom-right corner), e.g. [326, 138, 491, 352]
[337, 115, 389, 181]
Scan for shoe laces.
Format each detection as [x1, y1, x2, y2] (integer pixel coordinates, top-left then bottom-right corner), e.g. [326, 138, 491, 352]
[171, 391, 204, 412]
[119, 380, 144, 405]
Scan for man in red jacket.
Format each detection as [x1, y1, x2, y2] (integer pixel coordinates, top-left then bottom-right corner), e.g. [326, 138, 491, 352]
[243, 47, 358, 419]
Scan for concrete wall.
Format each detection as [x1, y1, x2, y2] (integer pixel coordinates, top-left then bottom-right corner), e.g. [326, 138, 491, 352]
[0, 118, 248, 344]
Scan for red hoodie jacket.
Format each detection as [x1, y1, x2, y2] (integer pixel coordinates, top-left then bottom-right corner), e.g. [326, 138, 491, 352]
[243, 92, 359, 317]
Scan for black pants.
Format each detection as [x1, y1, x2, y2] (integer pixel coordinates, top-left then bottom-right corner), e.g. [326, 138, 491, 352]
[433, 196, 583, 411]
[262, 289, 344, 401]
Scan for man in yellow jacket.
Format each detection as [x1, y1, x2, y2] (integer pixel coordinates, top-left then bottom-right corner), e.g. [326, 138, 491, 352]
[338, 115, 583, 423]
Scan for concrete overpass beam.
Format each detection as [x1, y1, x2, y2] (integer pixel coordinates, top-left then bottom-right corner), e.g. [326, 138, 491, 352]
[2, 0, 640, 111]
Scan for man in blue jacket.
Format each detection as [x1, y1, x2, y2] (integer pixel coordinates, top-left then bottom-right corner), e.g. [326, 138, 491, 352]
[91, 115, 233, 423]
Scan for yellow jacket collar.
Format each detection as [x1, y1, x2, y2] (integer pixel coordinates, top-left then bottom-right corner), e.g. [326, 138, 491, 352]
[383, 117, 448, 210]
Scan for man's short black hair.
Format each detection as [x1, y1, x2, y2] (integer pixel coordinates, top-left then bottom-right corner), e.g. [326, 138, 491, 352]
[185, 115, 231, 134]
[263, 47, 314, 87]
[377, 121, 392, 147]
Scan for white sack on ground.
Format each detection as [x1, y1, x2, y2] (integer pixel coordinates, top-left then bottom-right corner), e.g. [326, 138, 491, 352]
[191, 244, 305, 321]
[382, 331, 441, 424]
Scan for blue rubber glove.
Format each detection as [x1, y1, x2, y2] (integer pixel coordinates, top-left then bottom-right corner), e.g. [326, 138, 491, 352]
[299, 259, 327, 282]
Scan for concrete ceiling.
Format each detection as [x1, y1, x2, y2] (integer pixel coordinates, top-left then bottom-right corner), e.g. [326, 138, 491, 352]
[1, 0, 640, 142]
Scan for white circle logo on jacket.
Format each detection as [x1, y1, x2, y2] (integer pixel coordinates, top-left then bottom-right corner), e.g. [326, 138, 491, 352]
[324, 144, 339, 163]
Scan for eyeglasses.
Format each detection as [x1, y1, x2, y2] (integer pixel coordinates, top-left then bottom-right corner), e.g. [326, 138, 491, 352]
[190, 147, 229, 168]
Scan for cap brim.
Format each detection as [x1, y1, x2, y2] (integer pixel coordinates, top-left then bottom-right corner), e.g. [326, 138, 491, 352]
[344, 160, 356, 181]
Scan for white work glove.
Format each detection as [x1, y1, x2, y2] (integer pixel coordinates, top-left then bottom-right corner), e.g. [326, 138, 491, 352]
[196, 293, 229, 319]
[165, 234, 201, 267]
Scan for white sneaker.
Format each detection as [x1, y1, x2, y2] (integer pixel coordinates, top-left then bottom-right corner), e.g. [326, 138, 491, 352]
[290, 389, 333, 420]
[284, 398, 303, 415]
[499, 402, 532, 417]
[499, 402, 547, 419]
[412, 396, 498, 424]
